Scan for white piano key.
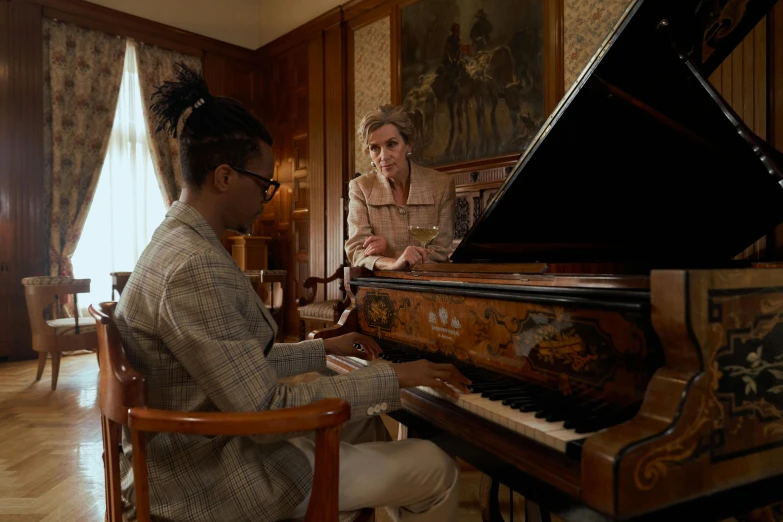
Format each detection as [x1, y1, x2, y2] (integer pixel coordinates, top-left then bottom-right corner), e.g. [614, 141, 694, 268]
[345, 356, 597, 454]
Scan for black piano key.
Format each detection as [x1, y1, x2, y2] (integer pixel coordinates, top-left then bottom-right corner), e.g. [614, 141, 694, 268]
[567, 401, 643, 433]
[533, 392, 593, 418]
[481, 388, 530, 400]
[562, 401, 616, 428]
[545, 397, 608, 422]
[502, 395, 538, 406]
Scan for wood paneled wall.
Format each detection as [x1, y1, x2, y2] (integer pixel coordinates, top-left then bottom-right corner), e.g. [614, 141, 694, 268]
[254, 8, 346, 340]
[1, 0, 45, 360]
[707, 3, 783, 260]
[0, 0, 258, 360]
[709, 18, 768, 259]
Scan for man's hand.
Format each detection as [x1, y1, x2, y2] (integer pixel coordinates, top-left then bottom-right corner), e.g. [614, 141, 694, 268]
[391, 360, 472, 398]
[323, 332, 382, 361]
[363, 235, 389, 257]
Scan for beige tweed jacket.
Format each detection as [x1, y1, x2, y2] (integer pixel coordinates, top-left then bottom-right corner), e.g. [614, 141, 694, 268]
[345, 162, 456, 270]
[114, 201, 402, 522]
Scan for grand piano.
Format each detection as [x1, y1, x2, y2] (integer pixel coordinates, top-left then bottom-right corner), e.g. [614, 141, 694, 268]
[316, 0, 783, 520]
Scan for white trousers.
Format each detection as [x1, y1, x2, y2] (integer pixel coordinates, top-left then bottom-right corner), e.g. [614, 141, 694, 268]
[283, 416, 460, 522]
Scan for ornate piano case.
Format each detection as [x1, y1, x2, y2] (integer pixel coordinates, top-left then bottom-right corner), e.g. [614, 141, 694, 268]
[320, 0, 783, 520]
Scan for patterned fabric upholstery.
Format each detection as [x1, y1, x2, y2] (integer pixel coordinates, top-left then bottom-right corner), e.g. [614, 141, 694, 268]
[298, 300, 341, 321]
[46, 317, 97, 336]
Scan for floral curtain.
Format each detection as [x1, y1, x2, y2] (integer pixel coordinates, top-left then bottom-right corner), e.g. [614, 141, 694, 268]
[134, 41, 202, 206]
[43, 18, 126, 277]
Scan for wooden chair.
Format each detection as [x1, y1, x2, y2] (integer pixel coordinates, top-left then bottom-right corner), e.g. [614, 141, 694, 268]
[245, 269, 287, 339]
[109, 271, 131, 300]
[88, 301, 374, 522]
[297, 266, 349, 340]
[22, 276, 98, 389]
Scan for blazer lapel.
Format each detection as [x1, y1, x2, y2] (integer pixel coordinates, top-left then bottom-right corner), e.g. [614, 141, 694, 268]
[405, 163, 435, 205]
[365, 172, 395, 206]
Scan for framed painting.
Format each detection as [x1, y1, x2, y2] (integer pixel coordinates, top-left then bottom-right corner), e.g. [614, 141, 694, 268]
[392, 0, 563, 171]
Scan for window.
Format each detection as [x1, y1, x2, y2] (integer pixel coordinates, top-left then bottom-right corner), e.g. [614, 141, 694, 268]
[72, 41, 167, 310]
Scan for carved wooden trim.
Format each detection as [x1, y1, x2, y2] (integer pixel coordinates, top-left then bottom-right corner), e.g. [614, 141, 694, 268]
[343, 0, 392, 23]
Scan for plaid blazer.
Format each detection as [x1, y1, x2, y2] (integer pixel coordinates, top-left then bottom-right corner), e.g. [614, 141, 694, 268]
[345, 162, 456, 270]
[114, 201, 402, 522]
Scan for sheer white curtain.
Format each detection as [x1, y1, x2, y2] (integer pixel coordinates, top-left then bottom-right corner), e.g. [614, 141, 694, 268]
[72, 40, 167, 311]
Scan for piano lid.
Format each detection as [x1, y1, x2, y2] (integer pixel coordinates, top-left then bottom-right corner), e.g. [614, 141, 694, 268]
[451, 0, 783, 265]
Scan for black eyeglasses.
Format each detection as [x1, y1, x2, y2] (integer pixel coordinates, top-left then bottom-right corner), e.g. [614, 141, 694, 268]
[230, 166, 280, 202]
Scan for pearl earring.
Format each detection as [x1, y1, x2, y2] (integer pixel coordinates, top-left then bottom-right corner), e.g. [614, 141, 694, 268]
[406, 151, 412, 158]
[370, 161, 376, 168]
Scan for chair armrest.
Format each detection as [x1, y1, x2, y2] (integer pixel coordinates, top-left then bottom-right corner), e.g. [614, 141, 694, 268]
[307, 306, 357, 341]
[297, 266, 346, 307]
[129, 398, 350, 522]
[128, 398, 350, 435]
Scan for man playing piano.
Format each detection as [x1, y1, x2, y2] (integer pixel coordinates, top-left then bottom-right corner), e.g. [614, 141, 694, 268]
[112, 64, 471, 522]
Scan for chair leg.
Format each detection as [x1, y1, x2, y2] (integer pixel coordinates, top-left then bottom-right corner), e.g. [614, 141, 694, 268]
[50, 352, 62, 390]
[35, 352, 47, 381]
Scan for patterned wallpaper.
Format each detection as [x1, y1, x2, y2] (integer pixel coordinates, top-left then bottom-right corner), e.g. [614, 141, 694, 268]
[353, 17, 391, 176]
[564, 0, 633, 89]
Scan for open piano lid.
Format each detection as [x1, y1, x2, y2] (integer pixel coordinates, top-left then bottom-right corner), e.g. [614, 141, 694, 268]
[451, 0, 783, 265]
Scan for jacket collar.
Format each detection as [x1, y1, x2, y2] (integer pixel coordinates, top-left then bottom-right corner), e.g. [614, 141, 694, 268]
[166, 201, 231, 258]
[366, 161, 435, 206]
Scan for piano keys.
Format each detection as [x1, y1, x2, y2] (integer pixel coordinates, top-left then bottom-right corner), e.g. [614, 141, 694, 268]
[341, 342, 643, 456]
[315, 0, 783, 520]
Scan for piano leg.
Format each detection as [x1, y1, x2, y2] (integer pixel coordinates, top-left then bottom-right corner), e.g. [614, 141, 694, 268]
[525, 499, 552, 522]
[480, 474, 548, 522]
[479, 473, 502, 522]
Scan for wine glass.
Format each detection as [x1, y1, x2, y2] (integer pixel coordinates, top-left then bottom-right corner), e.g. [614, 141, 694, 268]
[408, 225, 440, 249]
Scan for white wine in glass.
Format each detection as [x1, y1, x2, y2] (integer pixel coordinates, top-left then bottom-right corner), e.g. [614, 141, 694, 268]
[408, 225, 440, 248]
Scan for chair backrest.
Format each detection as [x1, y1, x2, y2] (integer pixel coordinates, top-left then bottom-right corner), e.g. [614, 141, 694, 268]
[110, 272, 132, 300]
[297, 265, 347, 308]
[22, 277, 91, 334]
[89, 301, 146, 522]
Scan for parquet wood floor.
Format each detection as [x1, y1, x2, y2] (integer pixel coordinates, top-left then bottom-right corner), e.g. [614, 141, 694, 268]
[0, 354, 104, 522]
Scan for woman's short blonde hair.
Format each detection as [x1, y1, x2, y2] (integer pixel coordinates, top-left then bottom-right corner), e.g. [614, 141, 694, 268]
[357, 104, 416, 154]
